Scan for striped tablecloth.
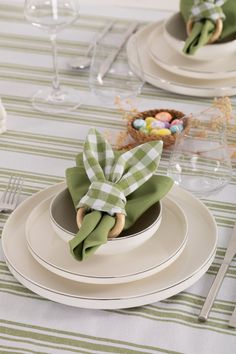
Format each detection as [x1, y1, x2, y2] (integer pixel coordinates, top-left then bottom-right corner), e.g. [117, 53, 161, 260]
[0, 2, 236, 353]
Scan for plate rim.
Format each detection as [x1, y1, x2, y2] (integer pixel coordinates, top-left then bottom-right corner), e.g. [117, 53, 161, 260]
[5, 252, 215, 309]
[2, 182, 218, 309]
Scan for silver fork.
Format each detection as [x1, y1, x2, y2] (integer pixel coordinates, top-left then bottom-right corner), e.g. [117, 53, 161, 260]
[0, 175, 24, 213]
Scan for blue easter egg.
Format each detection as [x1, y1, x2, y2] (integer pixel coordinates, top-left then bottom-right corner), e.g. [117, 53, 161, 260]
[170, 125, 182, 134]
[133, 119, 146, 130]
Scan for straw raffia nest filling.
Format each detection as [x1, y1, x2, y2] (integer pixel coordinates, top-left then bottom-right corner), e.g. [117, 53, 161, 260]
[128, 109, 189, 148]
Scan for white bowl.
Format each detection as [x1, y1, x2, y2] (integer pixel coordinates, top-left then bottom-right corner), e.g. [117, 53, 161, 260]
[163, 12, 236, 61]
[50, 188, 162, 256]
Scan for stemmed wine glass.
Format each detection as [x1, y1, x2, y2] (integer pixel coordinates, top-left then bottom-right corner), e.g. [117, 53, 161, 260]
[24, 0, 80, 113]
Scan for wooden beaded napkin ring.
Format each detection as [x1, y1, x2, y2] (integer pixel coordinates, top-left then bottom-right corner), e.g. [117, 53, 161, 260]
[187, 17, 223, 43]
[186, 0, 224, 44]
[76, 208, 125, 239]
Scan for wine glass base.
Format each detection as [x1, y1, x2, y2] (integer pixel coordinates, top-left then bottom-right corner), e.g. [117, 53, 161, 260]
[168, 173, 231, 199]
[91, 89, 141, 109]
[32, 87, 82, 114]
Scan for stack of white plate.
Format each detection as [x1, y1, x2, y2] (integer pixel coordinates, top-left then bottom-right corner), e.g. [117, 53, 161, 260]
[127, 13, 236, 97]
[2, 182, 217, 309]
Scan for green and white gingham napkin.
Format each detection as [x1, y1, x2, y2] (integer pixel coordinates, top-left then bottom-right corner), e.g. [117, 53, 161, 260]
[77, 128, 163, 216]
[180, 0, 236, 55]
[66, 128, 173, 261]
[189, 0, 226, 22]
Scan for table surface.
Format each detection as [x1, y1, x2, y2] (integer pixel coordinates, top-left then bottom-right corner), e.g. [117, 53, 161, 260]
[0, 2, 236, 353]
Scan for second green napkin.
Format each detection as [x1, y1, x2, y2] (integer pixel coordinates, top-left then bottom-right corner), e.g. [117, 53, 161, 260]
[180, 0, 236, 55]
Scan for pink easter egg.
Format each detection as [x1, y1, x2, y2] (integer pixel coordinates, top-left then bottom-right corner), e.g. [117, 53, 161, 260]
[170, 119, 183, 126]
[155, 111, 172, 122]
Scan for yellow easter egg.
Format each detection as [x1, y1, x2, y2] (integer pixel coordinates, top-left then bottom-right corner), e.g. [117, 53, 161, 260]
[146, 124, 153, 132]
[145, 117, 156, 125]
[156, 128, 171, 136]
[150, 129, 160, 136]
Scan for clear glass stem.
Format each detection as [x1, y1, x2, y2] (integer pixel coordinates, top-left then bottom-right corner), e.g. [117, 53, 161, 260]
[50, 33, 61, 94]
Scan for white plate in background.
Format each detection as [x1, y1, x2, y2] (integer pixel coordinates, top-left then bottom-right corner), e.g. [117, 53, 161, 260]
[148, 22, 236, 80]
[127, 22, 236, 97]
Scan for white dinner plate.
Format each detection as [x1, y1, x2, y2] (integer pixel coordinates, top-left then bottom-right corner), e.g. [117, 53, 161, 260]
[127, 22, 236, 97]
[148, 22, 236, 80]
[25, 195, 188, 284]
[2, 182, 217, 309]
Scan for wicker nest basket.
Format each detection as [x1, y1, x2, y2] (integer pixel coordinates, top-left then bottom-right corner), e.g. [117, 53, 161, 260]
[127, 108, 189, 148]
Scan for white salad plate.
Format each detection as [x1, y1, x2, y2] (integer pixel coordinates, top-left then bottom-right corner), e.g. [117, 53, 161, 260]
[2, 182, 217, 309]
[25, 195, 188, 285]
[148, 22, 236, 80]
[127, 22, 236, 97]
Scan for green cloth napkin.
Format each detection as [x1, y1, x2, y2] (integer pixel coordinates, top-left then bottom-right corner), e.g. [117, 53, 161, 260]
[180, 0, 236, 55]
[66, 131, 173, 261]
[77, 128, 163, 216]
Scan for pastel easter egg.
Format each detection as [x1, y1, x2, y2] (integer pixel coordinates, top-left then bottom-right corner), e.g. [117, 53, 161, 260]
[170, 125, 183, 134]
[164, 122, 171, 128]
[139, 126, 149, 134]
[145, 117, 156, 125]
[155, 111, 172, 122]
[150, 129, 161, 136]
[133, 118, 146, 130]
[170, 119, 183, 126]
[156, 128, 171, 136]
[151, 120, 165, 129]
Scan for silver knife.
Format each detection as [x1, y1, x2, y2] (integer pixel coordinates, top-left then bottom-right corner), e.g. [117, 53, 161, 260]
[198, 222, 236, 322]
[98, 21, 139, 80]
[86, 21, 114, 56]
[70, 21, 114, 69]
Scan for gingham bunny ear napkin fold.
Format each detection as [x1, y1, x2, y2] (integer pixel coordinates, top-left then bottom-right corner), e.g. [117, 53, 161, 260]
[180, 0, 236, 55]
[66, 128, 173, 261]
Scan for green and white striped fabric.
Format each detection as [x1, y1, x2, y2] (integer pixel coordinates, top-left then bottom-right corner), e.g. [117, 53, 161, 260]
[190, 0, 227, 22]
[78, 128, 162, 215]
[0, 1, 236, 353]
